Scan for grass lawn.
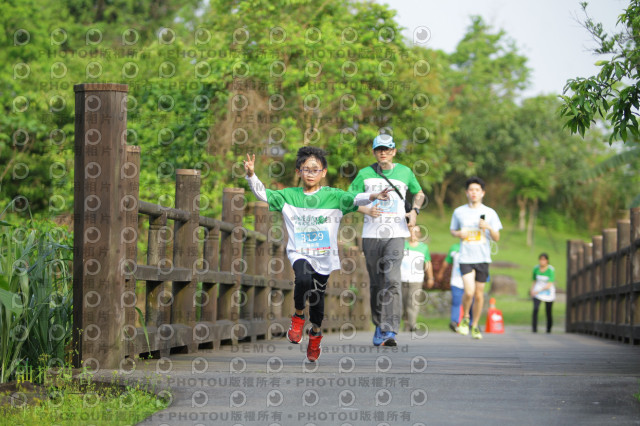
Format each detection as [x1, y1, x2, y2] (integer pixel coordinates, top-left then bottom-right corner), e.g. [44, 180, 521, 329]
[0, 370, 170, 426]
[413, 208, 587, 330]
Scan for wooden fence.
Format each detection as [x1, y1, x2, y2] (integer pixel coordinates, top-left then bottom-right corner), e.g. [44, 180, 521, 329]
[72, 83, 369, 369]
[566, 207, 640, 344]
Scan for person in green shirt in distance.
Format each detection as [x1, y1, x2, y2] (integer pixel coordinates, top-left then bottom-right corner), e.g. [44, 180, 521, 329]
[530, 253, 556, 333]
[400, 225, 434, 332]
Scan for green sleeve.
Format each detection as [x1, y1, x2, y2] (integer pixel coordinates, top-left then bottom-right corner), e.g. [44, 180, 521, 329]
[444, 247, 453, 264]
[407, 170, 421, 194]
[348, 170, 365, 194]
[337, 189, 359, 215]
[265, 189, 285, 212]
[422, 244, 431, 261]
[532, 266, 537, 281]
[549, 267, 555, 282]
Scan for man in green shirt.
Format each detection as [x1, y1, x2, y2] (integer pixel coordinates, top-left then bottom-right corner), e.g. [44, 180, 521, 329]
[349, 134, 425, 346]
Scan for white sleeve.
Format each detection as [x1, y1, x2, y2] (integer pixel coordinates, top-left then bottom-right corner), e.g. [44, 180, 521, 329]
[245, 174, 268, 203]
[353, 192, 373, 206]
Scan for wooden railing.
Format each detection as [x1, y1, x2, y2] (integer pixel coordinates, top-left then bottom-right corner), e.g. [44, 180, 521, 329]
[72, 83, 369, 369]
[566, 207, 640, 344]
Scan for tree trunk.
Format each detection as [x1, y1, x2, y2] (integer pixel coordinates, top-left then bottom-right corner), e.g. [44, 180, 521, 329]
[433, 177, 450, 218]
[526, 198, 538, 247]
[517, 195, 527, 231]
[96, 0, 105, 21]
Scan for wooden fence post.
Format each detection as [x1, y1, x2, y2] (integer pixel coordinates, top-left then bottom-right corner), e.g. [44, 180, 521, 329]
[603, 228, 617, 336]
[201, 224, 220, 324]
[583, 242, 593, 330]
[253, 201, 270, 339]
[617, 220, 631, 341]
[267, 218, 288, 337]
[280, 222, 295, 322]
[146, 212, 169, 331]
[566, 240, 582, 333]
[577, 242, 585, 325]
[172, 169, 201, 352]
[122, 145, 140, 355]
[592, 235, 603, 331]
[241, 230, 256, 341]
[219, 188, 245, 342]
[73, 83, 128, 369]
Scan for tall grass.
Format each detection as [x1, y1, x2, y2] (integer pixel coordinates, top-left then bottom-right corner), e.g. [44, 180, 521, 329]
[0, 199, 73, 383]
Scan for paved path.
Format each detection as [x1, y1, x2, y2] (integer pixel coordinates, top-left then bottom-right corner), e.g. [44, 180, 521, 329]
[120, 327, 640, 426]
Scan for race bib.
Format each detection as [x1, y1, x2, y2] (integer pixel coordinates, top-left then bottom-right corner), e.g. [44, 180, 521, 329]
[294, 225, 330, 254]
[463, 227, 484, 244]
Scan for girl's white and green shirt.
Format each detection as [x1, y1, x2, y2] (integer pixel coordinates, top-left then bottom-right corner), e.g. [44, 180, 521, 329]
[532, 264, 556, 302]
[247, 174, 371, 275]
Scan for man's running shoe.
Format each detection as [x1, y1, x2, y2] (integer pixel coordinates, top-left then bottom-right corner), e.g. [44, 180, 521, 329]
[457, 318, 470, 336]
[449, 321, 458, 332]
[471, 326, 483, 340]
[373, 326, 384, 346]
[381, 331, 397, 346]
[307, 330, 322, 362]
[287, 315, 305, 344]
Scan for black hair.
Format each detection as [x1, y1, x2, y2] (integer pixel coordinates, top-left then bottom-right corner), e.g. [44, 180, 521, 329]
[465, 176, 485, 190]
[539, 253, 549, 260]
[295, 147, 328, 170]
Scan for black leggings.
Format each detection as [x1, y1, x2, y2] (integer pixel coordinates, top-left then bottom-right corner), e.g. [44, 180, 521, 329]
[293, 259, 330, 328]
[532, 298, 553, 333]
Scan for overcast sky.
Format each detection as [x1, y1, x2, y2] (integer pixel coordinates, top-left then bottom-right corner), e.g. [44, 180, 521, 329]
[380, 0, 627, 98]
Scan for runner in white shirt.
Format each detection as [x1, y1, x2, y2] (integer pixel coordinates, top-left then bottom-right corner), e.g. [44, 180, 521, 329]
[450, 176, 502, 340]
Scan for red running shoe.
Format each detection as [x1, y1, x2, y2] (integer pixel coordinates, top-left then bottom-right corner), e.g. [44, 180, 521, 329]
[287, 315, 305, 344]
[307, 330, 322, 362]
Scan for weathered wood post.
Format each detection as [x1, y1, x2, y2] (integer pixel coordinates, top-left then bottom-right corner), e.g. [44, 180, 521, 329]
[566, 240, 582, 333]
[280, 222, 295, 322]
[171, 169, 200, 352]
[631, 208, 640, 344]
[583, 242, 593, 329]
[253, 201, 271, 339]
[219, 188, 245, 342]
[617, 220, 631, 340]
[194, 220, 220, 350]
[122, 145, 140, 354]
[146, 211, 169, 331]
[241, 222, 257, 341]
[603, 228, 617, 334]
[577, 242, 585, 324]
[73, 83, 128, 369]
[592, 235, 603, 330]
[201, 224, 220, 323]
[269, 220, 287, 334]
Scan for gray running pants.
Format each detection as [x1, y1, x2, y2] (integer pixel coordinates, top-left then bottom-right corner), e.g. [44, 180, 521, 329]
[362, 237, 404, 333]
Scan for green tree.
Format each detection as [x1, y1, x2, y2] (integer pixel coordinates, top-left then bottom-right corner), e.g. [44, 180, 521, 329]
[560, 1, 640, 142]
[198, 0, 450, 206]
